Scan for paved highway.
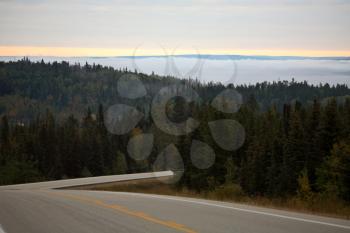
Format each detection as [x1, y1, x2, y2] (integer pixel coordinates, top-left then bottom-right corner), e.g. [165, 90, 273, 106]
[1, 172, 350, 233]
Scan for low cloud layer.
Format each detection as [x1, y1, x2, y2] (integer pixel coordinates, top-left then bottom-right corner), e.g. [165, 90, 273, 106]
[1, 56, 349, 86]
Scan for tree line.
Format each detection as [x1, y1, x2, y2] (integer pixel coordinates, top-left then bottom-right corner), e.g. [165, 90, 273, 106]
[1, 96, 349, 202]
[180, 96, 350, 202]
[1, 58, 349, 120]
[0, 59, 349, 203]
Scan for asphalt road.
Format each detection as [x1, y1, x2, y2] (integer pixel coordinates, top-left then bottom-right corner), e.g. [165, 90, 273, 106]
[1, 173, 350, 233]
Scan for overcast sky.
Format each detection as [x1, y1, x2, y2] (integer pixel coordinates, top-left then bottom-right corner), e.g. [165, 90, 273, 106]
[0, 0, 350, 56]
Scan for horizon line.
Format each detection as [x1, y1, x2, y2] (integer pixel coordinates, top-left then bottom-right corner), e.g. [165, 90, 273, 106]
[1, 46, 350, 57]
[1, 54, 350, 60]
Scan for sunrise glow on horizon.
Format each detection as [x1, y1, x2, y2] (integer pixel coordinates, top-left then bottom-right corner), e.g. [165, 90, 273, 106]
[1, 1, 349, 59]
[0, 46, 349, 58]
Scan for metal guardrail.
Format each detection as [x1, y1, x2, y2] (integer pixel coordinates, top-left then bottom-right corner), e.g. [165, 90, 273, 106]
[0, 171, 174, 190]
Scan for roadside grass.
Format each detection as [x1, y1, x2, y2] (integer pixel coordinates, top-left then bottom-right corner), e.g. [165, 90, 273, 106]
[93, 180, 350, 220]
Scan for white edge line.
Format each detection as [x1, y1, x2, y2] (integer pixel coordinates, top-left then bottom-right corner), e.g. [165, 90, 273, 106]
[95, 191, 350, 230]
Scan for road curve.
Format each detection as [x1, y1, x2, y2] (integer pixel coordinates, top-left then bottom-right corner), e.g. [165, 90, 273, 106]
[1, 173, 350, 233]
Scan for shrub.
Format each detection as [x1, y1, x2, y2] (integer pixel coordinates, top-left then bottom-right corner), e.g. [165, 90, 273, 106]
[211, 183, 244, 201]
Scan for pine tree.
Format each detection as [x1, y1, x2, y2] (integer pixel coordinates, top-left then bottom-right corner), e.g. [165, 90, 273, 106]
[96, 104, 112, 173]
[281, 108, 306, 195]
[61, 115, 82, 177]
[225, 157, 239, 184]
[297, 168, 313, 202]
[305, 99, 322, 189]
[82, 108, 104, 176]
[319, 98, 339, 158]
[317, 140, 350, 201]
[343, 98, 350, 140]
[0, 115, 10, 165]
[0, 115, 9, 145]
[37, 110, 62, 179]
[112, 151, 128, 174]
[241, 136, 267, 195]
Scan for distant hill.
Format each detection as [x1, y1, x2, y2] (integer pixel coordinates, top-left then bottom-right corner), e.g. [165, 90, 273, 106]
[0, 59, 349, 121]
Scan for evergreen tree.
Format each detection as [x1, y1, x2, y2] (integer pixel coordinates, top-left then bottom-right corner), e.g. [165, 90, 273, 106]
[297, 168, 313, 202]
[319, 98, 339, 158]
[60, 115, 81, 177]
[0, 115, 10, 165]
[305, 99, 322, 189]
[112, 151, 128, 174]
[317, 140, 350, 201]
[281, 108, 306, 195]
[82, 108, 104, 176]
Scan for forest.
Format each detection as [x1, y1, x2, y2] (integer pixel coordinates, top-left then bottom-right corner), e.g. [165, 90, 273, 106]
[0, 59, 350, 207]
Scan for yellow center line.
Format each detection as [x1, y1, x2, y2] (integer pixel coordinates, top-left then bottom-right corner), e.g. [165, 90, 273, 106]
[43, 191, 197, 233]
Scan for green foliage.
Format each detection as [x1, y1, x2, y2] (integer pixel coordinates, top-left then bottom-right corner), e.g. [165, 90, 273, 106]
[281, 109, 306, 195]
[0, 160, 43, 185]
[81, 167, 92, 177]
[224, 157, 239, 184]
[211, 183, 244, 201]
[113, 151, 128, 175]
[1, 59, 349, 121]
[317, 141, 350, 201]
[297, 168, 314, 202]
[0, 60, 349, 204]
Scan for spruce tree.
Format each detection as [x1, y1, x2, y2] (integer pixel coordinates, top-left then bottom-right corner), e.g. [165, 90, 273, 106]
[281, 107, 306, 195]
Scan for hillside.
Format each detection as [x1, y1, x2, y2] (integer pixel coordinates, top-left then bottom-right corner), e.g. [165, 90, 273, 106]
[0, 59, 350, 215]
[1, 59, 349, 121]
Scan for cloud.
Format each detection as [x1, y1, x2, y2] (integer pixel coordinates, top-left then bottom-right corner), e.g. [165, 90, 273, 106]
[1, 56, 348, 86]
[0, 0, 349, 53]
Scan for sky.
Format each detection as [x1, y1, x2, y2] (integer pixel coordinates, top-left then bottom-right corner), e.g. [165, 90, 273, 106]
[0, 0, 350, 57]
